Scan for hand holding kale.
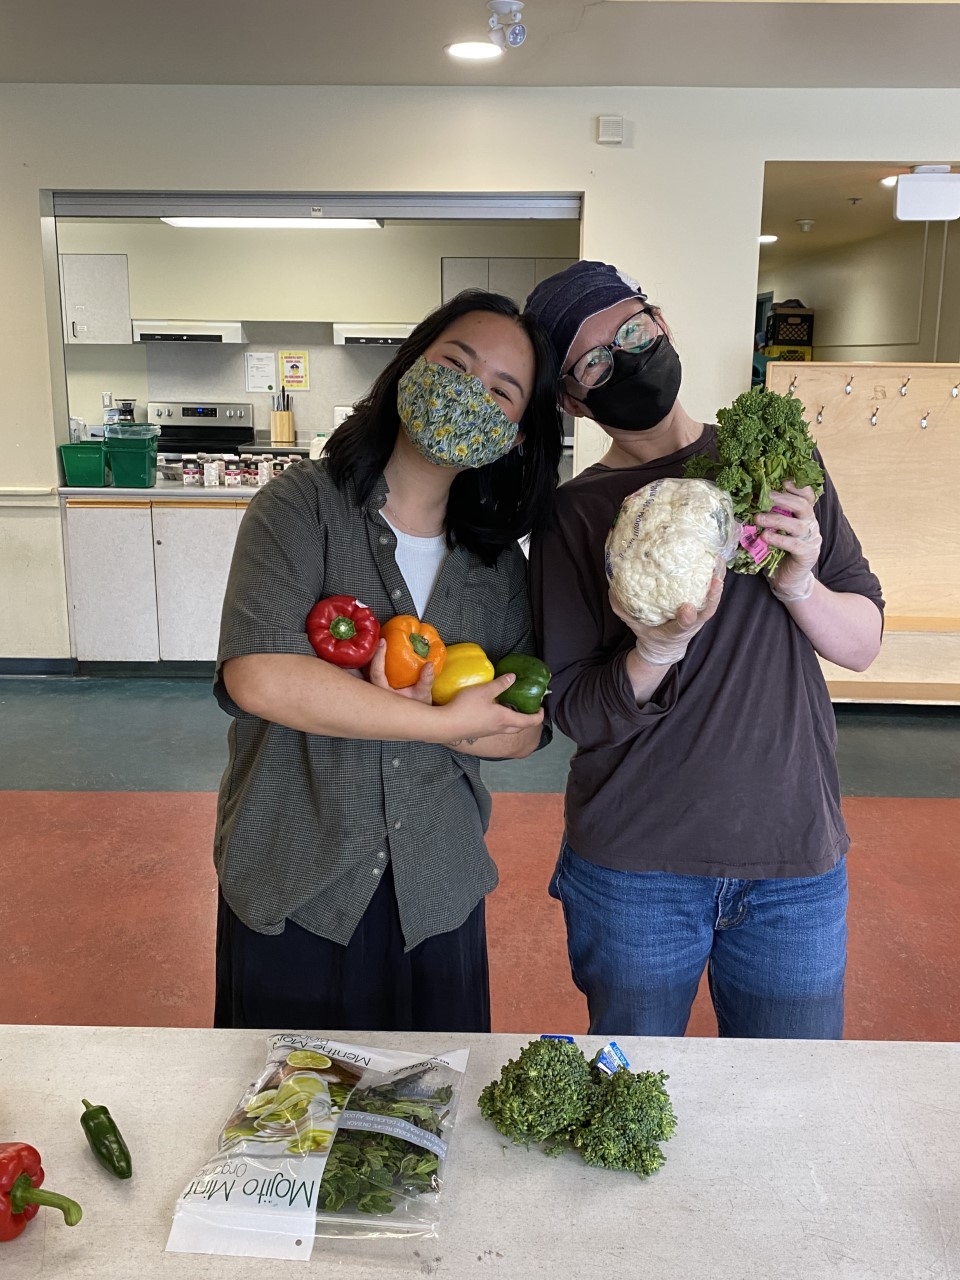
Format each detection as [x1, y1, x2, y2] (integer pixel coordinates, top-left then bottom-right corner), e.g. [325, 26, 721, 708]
[478, 1039, 676, 1179]
[685, 386, 824, 576]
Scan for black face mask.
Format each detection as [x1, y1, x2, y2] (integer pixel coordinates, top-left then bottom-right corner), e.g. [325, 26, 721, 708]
[583, 336, 682, 432]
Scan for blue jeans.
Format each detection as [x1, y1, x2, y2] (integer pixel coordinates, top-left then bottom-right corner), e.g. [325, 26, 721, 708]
[549, 843, 847, 1039]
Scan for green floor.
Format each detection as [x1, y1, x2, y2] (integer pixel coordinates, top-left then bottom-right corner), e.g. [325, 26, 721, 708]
[1, 677, 958, 796]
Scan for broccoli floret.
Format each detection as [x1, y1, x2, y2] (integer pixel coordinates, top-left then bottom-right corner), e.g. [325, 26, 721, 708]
[477, 1039, 598, 1154]
[571, 1065, 677, 1178]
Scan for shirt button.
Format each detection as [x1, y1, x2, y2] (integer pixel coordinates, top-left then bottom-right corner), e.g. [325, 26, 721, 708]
[379, 535, 390, 545]
[394, 819, 402, 830]
[391, 588, 402, 600]
[372, 867, 381, 877]
[392, 757, 400, 768]
[377, 851, 386, 861]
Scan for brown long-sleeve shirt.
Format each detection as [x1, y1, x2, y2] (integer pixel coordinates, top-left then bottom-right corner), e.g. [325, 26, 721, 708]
[529, 426, 884, 880]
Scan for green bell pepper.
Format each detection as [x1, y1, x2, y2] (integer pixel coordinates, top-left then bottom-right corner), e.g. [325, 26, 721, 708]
[494, 653, 551, 715]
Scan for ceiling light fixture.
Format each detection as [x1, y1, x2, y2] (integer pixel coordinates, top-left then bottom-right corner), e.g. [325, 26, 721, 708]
[796, 219, 816, 233]
[161, 217, 383, 229]
[445, 41, 503, 59]
[758, 234, 778, 244]
[487, 0, 526, 48]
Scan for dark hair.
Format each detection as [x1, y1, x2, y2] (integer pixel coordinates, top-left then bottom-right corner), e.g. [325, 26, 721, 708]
[324, 290, 562, 565]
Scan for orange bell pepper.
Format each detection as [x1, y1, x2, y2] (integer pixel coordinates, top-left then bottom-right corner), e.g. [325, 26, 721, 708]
[380, 615, 446, 689]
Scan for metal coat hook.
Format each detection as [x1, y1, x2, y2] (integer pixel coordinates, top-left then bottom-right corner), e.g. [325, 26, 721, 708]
[816, 405, 824, 425]
[953, 384, 960, 399]
[870, 407, 879, 426]
[899, 378, 910, 397]
[921, 411, 930, 430]
[844, 376, 854, 395]
[788, 375, 798, 394]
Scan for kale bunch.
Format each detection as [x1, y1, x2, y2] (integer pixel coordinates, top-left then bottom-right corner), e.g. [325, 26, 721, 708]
[684, 386, 824, 575]
[479, 1039, 676, 1179]
[571, 1064, 676, 1178]
[477, 1038, 598, 1155]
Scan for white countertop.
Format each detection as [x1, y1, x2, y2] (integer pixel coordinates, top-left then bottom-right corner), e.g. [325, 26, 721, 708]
[58, 480, 257, 500]
[4, 1026, 960, 1279]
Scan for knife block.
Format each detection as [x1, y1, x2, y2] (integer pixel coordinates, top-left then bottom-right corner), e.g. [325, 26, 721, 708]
[270, 411, 295, 445]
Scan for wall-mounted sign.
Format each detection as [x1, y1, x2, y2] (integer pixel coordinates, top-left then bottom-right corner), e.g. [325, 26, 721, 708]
[279, 350, 309, 391]
[244, 351, 277, 393]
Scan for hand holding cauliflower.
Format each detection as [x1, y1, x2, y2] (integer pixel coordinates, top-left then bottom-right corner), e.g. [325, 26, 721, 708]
[604, 478, 739, 627]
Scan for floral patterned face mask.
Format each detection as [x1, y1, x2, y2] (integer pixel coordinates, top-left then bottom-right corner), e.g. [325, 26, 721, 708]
[396, 355, 519, 469]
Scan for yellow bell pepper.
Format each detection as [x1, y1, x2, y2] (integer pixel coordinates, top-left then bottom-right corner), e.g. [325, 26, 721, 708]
[431, 642, 495, 706]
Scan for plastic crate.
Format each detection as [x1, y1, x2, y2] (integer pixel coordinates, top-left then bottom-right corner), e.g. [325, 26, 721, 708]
[766, 345, 813, 362]
[104, 434, 159, 488]
[766, 308, 815, 347]
[59, 442, 111, 487]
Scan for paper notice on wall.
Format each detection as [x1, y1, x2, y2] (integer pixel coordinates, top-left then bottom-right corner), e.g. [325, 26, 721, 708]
[245, 352, 277, 394]
[280, 350, 309, 391]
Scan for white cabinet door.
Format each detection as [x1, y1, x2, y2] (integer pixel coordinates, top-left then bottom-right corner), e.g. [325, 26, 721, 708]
[60, 253, 132, 345]
[534, 257, 577, 285]
[153, 504, 240, 661]
[441, 257, 489, 302]
[488, 258, 537, 308]
[64, 502, 160, 660]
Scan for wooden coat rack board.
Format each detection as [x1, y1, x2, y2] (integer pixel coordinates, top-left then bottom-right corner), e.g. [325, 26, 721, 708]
[766, 362, 960, 704]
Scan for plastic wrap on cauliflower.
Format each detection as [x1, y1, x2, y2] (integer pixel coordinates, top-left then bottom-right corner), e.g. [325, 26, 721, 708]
[604, 478, 739, 626]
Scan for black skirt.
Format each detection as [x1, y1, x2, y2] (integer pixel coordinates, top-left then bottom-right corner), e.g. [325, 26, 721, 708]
[214, 862, 490, 1033]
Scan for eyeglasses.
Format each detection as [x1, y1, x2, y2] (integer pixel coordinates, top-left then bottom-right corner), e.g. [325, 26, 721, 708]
[564, 309, 661, 389]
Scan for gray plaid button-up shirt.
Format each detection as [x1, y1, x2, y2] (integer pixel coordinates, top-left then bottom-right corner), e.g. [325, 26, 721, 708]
[213, 458, 543, 950]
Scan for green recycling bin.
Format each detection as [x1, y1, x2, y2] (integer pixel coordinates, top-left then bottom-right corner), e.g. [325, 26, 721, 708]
[59, 441, 111, 487]
[104, 425, 160, 488]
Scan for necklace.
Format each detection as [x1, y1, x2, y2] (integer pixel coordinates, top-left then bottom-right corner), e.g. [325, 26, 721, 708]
[382, 501, 445, 538]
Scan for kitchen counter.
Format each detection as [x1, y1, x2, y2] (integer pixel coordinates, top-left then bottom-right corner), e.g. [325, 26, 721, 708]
[5, 1025, 960, 1279]
[59, 480, 258, 500]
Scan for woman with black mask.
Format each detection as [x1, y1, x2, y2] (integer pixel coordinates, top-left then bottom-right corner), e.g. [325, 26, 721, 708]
[525, 260, 883, 1042]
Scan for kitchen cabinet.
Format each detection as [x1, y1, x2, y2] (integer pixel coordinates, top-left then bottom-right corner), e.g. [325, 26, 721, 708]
[441, 257, 577, 307]
[63, 500, 160, 660]
[62, 495, 248, 663]
[153, 503, 242, 660]
[59, 252, 132, 345]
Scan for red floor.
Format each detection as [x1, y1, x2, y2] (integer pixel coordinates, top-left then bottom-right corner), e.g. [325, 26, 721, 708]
[3, 791, 959, 1039]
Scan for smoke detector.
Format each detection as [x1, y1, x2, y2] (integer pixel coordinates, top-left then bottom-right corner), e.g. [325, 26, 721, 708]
[795, 219, 816, 233]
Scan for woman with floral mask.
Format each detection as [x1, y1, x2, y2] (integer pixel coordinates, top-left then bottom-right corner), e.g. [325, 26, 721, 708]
[213, 290, 562, 1033]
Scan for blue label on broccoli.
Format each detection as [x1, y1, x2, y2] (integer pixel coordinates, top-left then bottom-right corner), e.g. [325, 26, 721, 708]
[595, 1040, 631, 1075]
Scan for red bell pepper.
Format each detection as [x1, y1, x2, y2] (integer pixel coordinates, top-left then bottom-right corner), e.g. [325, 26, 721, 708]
[306, 595, 381, 669]
[0, 1142, 82, 1242]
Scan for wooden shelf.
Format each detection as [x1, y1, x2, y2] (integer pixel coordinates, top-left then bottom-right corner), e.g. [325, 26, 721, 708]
[829, 681, 960, 705]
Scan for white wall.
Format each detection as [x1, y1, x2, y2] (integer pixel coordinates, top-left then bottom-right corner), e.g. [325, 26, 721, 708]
[758, 221, 960, 361]
[56, 218, 579, 322]
[5, 83, 960, 656]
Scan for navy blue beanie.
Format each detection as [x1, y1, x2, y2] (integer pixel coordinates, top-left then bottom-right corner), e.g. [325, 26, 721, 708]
[524, 260, 646, 367]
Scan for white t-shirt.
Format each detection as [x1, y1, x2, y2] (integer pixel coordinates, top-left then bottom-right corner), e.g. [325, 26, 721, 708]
[382, 518, 447, 618]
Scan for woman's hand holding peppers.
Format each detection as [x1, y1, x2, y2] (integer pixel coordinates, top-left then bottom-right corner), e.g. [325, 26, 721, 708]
[438, 673, 544, 751]
[369, 639, 435, 704]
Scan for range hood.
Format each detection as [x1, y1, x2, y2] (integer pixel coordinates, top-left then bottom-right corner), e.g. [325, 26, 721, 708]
[333, 323, 415, 347]
[133, 319, 247, 343]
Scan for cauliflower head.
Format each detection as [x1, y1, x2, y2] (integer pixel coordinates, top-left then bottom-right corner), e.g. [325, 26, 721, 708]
[604, 477, 738, 626]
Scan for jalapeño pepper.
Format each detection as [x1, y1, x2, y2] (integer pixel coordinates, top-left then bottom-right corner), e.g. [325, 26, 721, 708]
[493, 653, 551, 715]
[80, 1099, 132, 1180]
